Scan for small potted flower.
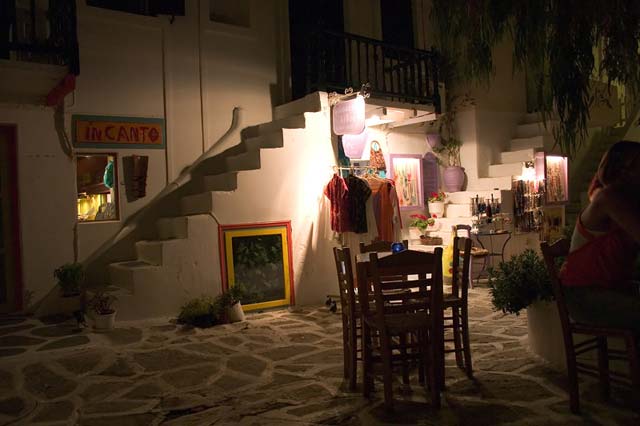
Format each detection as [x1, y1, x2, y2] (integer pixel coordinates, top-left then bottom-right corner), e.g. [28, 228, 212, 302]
[409, 214, 442, 245]
[427, 191, 446, 218]
[88, 290, 117, 331]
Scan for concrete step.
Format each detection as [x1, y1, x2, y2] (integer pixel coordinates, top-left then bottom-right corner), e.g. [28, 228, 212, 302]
[274, 92, 324, 120]
[488, 162, 523, 178]
[515, 121, 557, 138]
[108, 260, 161, 293]
[241, 113, 306, 140]
[199, 172, 238, 192]
[135, 238, 185, 266]
[445, 203, 472, 218]
[510, 135, 547, 151]
[243, 129, 285, 151]
[469, 176, 513, 191]
[225, 150, 261, 172]
[156, 216, 189, 240]
[180, 192, 215, 216]
[500, 148, 536, 164]
[446, 190, 504, 205]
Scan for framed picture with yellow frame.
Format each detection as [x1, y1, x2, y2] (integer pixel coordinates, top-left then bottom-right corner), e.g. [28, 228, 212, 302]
[218, 221, 295, 311]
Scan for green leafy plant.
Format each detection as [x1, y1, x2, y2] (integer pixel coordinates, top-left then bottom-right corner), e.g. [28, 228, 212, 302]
[409, 214, 436, 233]
[88, 290, 117, 315]
[53, 263, 84, 297]
[488, 249, 553, 316]
[177, 295, 221, 328]
[227, 282, 246, 306]
[429, 94, 474, 167]
[427, 191, 446, 202]
[177, 285, 248, 328]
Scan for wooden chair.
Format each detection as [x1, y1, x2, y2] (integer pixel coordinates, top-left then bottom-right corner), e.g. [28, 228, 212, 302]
[360, 248, 444, 411]
[332, 247, 360, 391]
[443, 236, 473, 378]
[454, 224, 488, 286]
[540, 238, 640, 414]
[359, 240, 409, 254]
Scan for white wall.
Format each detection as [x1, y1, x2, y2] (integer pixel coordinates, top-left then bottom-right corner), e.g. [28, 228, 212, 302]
[1, 0, 286, 309]
[209, 100, 338, 305]
[0, 105, 76, 303]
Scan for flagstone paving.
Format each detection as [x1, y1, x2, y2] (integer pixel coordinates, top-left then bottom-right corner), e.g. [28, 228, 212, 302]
[0, 288, 638, 425]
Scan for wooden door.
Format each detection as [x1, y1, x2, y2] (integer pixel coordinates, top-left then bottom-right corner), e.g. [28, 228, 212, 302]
[0, 125, 22, 313]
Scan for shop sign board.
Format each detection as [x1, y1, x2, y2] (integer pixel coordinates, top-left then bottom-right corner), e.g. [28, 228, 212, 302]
[332, 95, 365, 135]
[73, 115, 165, 149]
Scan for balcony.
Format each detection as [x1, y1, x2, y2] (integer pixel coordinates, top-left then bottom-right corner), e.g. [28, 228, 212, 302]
[304, 30, 441, 112]
[0, 0, 79, 104]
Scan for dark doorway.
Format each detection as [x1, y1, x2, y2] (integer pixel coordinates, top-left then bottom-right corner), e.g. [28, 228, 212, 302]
[289, 0, 344, 100]
[0, 125, 22, 313]
[380, 0, 414, 48]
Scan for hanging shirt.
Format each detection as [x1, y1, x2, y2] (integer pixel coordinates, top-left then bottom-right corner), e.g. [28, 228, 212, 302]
[345, 175, 371, 234]
[324, 174, 351, 233]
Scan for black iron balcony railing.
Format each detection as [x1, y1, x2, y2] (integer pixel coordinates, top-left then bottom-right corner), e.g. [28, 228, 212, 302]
[0, 0, 79, 75]
[305, 30, 441, 112]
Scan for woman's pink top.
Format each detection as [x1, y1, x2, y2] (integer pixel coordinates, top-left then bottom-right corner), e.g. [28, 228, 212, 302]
[560, 215, 638, 289]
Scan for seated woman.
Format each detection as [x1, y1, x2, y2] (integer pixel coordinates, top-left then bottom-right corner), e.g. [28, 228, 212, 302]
[560, 141, 640, 332]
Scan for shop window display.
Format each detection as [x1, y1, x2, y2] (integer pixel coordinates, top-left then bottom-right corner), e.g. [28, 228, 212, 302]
[76, 154, 118, 222]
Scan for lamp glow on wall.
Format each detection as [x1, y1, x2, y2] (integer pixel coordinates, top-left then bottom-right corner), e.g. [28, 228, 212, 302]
[342, 129, 368, 159]
[332, 95, 365, 135]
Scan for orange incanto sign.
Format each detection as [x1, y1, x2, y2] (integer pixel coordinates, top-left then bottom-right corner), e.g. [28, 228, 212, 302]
[73, 115, 165, 149]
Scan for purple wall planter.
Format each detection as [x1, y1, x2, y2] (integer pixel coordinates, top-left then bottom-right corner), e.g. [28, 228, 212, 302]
[443, 166, 465, 192]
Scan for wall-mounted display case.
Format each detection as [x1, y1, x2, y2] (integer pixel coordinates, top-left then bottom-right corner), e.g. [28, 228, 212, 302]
[512, 152, 569, 234]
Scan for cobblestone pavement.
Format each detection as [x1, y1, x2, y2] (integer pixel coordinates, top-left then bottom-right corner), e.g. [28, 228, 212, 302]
[0, 288, 638, 425]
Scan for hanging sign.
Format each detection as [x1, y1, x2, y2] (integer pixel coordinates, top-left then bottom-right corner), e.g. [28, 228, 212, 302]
[342, 129, 368, 159]
[73, 115, 166, 149]
[332, 95, 365, 135]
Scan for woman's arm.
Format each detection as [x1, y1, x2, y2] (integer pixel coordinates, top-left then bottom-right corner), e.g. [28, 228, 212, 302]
[589, 186, 640, 245]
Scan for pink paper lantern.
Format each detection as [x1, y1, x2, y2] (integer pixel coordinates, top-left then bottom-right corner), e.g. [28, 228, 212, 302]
[332, 96, 365, 135]
[342, 129, 368, 159]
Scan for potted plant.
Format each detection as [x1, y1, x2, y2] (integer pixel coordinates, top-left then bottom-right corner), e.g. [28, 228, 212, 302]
[426, 191, 446, 218]
[431, 94, 475, 192]
[53, 263, 84, 297]
[488, 249, 567, 368]
[88, 290, 117, 331]
[409, 214, 442, 245]
[224, 283, 246, 323]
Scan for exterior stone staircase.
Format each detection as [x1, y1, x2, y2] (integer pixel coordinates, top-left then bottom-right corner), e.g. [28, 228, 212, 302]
[104, 94, 324, 320]
[433, 113, 554, 240]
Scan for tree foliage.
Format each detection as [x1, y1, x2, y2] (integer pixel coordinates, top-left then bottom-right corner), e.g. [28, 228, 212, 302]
[431, 0, 640, 157]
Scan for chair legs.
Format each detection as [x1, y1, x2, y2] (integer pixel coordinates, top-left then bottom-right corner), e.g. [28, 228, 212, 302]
[446, 305, 473, 378]
[461, 306, 473, 378]
[597, 337, 610, 401]
[565, 341, 580, 414]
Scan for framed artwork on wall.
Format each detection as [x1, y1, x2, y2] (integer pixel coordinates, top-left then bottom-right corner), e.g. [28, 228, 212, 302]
[389, 154, 424, 209]
[219, 221, 294, 311]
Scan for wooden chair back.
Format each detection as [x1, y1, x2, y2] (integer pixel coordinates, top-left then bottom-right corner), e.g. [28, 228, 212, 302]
[454, 224, 472, 238]
[451, 236, 472, 298]
[359, 240, 409, 254]
[365, 249, 444, 324]
[332, 247, 357, 317]
[540, 239, 572, 346]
